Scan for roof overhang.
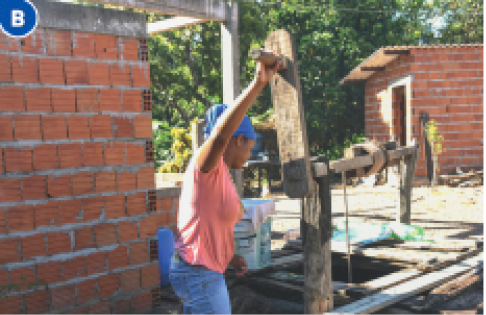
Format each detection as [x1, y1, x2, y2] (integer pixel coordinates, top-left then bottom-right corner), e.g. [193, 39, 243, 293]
[340, 47, 410, 85]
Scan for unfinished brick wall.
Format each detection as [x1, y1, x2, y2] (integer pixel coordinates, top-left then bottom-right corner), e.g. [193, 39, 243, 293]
[0, 23, 177, 313]
[365, 45, 483, 177]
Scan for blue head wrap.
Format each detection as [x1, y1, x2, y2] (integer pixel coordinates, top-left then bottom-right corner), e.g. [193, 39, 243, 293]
[203, 104, 256, 141]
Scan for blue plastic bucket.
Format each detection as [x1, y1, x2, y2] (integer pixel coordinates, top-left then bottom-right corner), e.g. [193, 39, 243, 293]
[157, 228, 174, 286]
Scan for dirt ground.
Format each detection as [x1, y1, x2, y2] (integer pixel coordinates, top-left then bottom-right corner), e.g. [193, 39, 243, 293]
[269, 182, 484, 314]
[271, 183, 483, 247]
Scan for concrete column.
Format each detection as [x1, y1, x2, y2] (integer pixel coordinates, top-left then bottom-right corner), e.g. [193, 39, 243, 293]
[191, 119, 205, 153]
[221, 2, 243, 197]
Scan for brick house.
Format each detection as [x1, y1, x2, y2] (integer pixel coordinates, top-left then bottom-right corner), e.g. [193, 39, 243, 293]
[341, 44, 483, 179]
[0, 1, 179, 313]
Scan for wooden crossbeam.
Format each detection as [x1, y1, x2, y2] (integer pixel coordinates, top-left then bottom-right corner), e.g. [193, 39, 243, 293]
[148, 17, 208, 34]
[387, 146, 417, 162]
[310, 146, 418, 176]
[329, 155, 373, 173]
[361, 66, 386, 71]
[80, 0, 226, 20]
[383, 49, 410, 55]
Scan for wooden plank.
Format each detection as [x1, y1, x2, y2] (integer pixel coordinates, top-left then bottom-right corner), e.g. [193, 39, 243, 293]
[265, 29, 314, 198]
[327, 253, 483, 314]
[342, 250, 481, 298]
[417, 248, 482, 272]
[83, 0, 227, 20]
[350, 247, 460, 264]
[383, 49, 410, 55]
[360, 268, 423, 292]
[148, 17, 208, 34]
[397, 265, 483, 312]
[396, 240, 476, 252]
[269, 253, 303, 268]
[248, 277, 352, 294]
[387, 146, 417, 162]
[329, 155, 373, 173]
[361, 66, 386, 71]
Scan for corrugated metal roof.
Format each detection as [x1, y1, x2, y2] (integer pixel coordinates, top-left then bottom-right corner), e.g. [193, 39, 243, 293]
[340, 43, 483, 85]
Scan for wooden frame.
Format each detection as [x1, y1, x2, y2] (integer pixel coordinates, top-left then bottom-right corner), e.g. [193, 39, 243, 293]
[79, 0, 226, 20]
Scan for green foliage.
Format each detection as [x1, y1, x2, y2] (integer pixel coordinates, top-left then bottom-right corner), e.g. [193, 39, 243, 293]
[424, 119, 445, 155]
[153, 120, 172, 168]
[148, 2, 270, 128]
[158, 120, 195, 173]
[432, 0, 483, 44]
[144, 0, 482, 163]
[324, 133, 366, 161]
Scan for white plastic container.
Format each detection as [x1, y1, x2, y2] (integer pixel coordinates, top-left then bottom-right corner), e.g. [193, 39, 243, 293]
[233, 216, 272, 270]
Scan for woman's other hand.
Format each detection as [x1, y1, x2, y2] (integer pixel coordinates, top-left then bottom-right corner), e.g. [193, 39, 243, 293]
[229, 254, 248, 277]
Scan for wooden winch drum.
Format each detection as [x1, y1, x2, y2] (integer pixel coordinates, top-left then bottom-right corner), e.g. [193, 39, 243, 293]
[352, 142, 387, 177]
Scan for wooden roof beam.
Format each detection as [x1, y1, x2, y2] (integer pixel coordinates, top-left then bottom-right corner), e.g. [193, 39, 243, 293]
[361, 66, 386, 71]
[383, 49, 410, 55]
[340, 78, 367, 85]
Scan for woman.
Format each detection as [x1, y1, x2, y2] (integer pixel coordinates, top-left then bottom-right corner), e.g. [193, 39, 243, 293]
[169, 56, 280, 314]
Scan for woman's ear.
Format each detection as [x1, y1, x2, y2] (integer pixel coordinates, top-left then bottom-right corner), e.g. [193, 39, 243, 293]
[235, 134, 245, 147]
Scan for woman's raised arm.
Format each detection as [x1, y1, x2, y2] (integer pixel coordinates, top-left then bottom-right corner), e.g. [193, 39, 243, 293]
[196, 59, 280, 173]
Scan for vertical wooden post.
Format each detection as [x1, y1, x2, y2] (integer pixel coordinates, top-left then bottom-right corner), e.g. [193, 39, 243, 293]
[221, 2, 243, 197]
[397, 141, 419, 224]
[302, 157, 333, 313]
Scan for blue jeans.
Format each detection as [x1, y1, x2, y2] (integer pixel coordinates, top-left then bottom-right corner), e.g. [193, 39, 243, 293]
[170, 255, 231, 314]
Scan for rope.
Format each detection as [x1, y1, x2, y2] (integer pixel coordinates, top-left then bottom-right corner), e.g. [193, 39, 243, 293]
[342, 171, 352, 284]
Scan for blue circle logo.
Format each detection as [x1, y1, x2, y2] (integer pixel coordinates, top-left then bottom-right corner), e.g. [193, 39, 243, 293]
[0, 0, 39, 38]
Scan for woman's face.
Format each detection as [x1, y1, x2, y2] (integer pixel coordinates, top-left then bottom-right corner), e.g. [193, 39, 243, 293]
[228, 136, 255, 169]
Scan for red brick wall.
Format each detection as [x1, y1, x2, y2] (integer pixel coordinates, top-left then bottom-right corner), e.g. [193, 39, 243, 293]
[365, 46, 483, 177]
[0, 28, 176, 313]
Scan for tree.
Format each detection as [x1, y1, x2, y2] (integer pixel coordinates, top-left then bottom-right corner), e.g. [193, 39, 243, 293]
[434, 0, 483, 44]
[260, 0, 435, 158]
[148, 3, 270, 127]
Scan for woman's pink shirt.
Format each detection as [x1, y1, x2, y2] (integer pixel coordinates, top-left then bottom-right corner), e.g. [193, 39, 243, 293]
[174, 157, 242, 273]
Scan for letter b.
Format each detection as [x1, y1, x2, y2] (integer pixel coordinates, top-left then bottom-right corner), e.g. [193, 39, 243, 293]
[12, 10, 25, 27]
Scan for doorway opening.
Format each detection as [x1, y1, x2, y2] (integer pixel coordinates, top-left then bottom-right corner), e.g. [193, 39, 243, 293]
[392, 86, 406, 146]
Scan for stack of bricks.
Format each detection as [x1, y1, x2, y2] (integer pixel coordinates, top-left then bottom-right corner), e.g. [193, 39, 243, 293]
[0, 21, 177, 315]
[364, 45, 483, 177]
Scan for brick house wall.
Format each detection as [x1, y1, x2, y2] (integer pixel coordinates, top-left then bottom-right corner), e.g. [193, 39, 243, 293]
[0, 2, 178, 313]
[364, 45, 483, 177]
